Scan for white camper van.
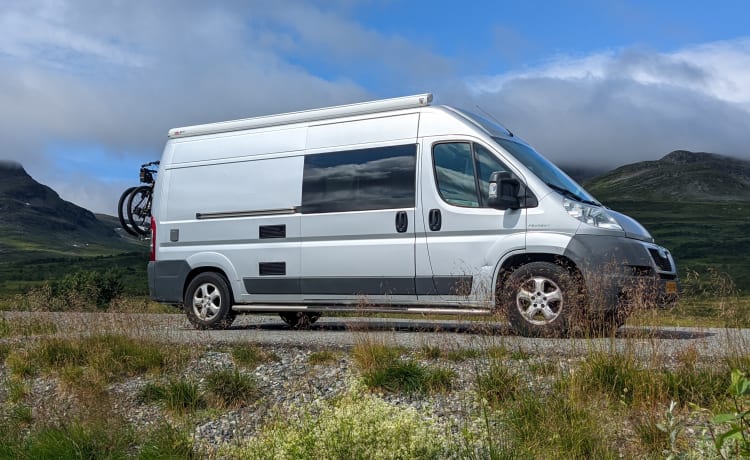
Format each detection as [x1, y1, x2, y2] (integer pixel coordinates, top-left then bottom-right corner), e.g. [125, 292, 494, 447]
[148, 93, 678, 336]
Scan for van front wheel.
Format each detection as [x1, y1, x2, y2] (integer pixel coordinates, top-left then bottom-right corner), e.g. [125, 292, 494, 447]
[504, 262, 581, 337]
[184, 273, 236, 330]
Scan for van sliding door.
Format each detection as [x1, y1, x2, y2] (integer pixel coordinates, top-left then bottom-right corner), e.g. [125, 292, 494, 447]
[299, 144, 417, 303]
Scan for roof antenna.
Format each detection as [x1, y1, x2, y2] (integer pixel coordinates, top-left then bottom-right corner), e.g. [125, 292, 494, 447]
[475, 105, 514, 137]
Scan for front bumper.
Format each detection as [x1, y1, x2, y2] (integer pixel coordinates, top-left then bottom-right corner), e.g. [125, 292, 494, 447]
[564, 235, 679, 311]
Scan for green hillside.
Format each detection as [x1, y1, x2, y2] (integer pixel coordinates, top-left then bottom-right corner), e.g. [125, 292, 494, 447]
[584, 151, 750, 293]
[585, 150, 750, 202]
[0, 161, 147, 295]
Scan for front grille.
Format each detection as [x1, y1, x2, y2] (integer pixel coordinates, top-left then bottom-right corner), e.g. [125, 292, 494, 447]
[648, 248, 673, 272]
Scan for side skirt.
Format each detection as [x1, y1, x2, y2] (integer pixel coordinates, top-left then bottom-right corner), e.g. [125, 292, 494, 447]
[231, 304, 493, 316]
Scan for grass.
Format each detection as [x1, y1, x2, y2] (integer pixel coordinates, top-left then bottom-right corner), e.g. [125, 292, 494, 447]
[353, 336, 454, 394]
[0, 316, 57, 337]
[141, 380, 204, 413]
[205, 369, 258, 409]
[0, 268, 748, 458]
[231, 343, 279, 368]
[476, 361, 520, 408]
[308, 350, 340, 365]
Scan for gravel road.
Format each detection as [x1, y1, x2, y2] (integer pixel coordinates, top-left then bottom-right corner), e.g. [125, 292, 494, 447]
[4, 310, 748, 361]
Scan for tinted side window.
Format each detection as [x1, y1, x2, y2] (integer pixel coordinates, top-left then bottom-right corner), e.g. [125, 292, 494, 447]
[301, 144, 416, 213]
[433, 142, 479, 207]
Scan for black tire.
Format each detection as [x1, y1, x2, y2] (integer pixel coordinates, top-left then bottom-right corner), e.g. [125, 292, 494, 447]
[127, 185, 152, 236]
[503, 262, 584, 337]
[117, 186, 139, 236]
[279, 312, 321, 329]
[184, 272, 236, 330]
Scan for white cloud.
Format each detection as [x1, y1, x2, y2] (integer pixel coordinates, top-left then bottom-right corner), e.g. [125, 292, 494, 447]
[461, 38, 750, 169]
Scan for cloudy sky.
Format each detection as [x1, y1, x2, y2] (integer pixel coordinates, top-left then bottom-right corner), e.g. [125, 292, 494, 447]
[1, 0, 749, 214]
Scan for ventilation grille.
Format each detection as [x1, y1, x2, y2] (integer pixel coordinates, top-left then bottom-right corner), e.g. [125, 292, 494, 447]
[259, 262, 286, 276]
[259, 224, 286, 239]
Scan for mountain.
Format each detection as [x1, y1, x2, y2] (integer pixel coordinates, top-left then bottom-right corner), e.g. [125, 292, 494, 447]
[580, 151, 750, 293]
[0, 161, 138, 262]
[583, 150, 750, 203]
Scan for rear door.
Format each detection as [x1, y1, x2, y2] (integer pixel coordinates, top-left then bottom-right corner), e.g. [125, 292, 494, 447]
[417, 137, 527, 306]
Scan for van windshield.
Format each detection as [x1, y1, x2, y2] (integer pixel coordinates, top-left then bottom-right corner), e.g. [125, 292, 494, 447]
[493, 137, 599, 205]
[452, 108, 599, 205]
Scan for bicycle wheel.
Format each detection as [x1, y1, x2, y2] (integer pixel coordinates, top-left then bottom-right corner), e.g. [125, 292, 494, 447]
[117, 186, 140, 236]
[126, 185, 153, 236]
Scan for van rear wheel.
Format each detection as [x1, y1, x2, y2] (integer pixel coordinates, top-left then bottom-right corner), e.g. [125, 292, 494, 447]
[279, 312, 320, 329]
[504, 262, 582, 337]
[184, 272, 236, 330]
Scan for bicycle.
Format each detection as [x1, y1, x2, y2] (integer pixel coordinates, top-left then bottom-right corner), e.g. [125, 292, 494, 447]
[117, 161, 159, 237]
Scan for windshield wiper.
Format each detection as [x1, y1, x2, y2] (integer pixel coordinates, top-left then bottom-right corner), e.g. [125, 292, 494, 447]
[545, 183, 600, 206]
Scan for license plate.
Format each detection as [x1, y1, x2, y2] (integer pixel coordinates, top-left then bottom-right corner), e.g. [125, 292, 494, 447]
[665, 281, 678, 295]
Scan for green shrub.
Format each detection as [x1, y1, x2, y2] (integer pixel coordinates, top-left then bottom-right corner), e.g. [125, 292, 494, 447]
[205, 369, 257, 408]
[710, 369, 750, 457]
[51, 269, 124, 310]
[231, 390, 449, 459]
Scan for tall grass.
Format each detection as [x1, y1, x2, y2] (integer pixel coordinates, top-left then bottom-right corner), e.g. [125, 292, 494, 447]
[353, 334, 454, 394]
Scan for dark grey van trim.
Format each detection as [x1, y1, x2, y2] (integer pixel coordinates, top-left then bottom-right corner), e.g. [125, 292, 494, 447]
[563, 234, 670, 310]
[243, 276, 472, 296]
[148, 260, 191, 303]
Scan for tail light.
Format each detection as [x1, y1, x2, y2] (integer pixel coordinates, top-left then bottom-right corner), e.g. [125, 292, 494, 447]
[149, 216, 156, 261]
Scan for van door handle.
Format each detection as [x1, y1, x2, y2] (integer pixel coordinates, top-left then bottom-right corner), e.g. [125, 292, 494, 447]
[395, 211, 408, 233]
[428, 209, 442, 231]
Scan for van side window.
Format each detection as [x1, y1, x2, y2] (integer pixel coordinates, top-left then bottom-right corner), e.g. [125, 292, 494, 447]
[433, 142, 479, 207]
[432, 142, 510, 208]
[301, 144, 416, 214]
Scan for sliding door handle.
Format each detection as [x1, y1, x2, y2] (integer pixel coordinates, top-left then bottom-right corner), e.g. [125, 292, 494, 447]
[395, 211, 408, 233]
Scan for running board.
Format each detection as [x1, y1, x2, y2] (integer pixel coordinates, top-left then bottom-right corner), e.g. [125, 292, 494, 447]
[231, 304, 492, 316]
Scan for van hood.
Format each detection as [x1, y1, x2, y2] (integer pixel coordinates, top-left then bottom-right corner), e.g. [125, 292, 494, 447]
[609, 210, 653, 242]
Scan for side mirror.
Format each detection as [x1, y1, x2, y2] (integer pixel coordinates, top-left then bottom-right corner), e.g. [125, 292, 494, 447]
[488, 172, 521, 210]
[488, 172, 539, 210]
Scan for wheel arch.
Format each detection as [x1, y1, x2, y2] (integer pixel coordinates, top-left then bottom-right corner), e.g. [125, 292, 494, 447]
[183, 252, 239, 304]
[494, 252, 584, 297]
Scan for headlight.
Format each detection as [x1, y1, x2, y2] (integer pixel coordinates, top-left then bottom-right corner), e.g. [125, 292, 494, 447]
[563, 198, 622, 230]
